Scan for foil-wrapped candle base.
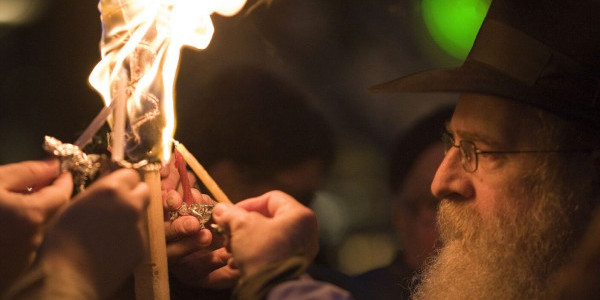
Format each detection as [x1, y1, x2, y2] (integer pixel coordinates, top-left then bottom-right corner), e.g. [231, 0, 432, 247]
[169, 202, 215, 229]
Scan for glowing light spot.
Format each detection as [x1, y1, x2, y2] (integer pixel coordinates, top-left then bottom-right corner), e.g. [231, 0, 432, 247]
[422, 0, 491, 60]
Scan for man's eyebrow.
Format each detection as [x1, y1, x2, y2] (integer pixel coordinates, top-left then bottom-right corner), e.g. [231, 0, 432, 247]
[445, 123, 500, 147]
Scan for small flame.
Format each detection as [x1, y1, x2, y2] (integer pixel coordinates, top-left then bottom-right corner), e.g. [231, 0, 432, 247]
[89, 0, 247, 163]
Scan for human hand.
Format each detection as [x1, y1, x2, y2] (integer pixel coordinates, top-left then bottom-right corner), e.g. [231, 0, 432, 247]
[162, 161, 240, 289]
[212, 190, 319, 278]
[0, 159, 72, 293]
[169, 243, 240, 289]
[36, 168, 150, 299]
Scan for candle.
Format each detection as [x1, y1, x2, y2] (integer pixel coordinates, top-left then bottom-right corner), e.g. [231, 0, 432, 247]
[173, 148, 195, 204]
[74, 100, 116, 149]
[111, 72, 128, 162]
[135, 166, 170, 300]
[173, 141, 233, 205]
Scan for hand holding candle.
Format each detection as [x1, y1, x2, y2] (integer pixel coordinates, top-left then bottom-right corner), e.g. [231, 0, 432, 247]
[161, 154, 240, 291]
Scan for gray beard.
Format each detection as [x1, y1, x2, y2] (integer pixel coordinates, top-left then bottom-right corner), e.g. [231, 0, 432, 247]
[412, 164, 594, 300]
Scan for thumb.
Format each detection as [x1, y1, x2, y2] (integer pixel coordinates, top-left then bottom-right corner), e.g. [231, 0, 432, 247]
[212, 203, 245, 229]
[1, 159, 61, 192]
[28, 172, 73, 219]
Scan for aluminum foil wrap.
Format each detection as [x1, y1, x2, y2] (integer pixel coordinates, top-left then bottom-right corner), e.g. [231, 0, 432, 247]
[169, 202, 215, 229]
[43, 136, 102, 192]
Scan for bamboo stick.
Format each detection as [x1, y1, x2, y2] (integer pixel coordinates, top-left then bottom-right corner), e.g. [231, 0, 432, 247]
[134, 166, 170, 300]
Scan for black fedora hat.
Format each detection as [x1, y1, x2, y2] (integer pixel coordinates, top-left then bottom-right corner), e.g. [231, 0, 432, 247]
[371, 0, 600, 128]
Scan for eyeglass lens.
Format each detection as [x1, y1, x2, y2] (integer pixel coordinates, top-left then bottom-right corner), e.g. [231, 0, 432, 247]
[442, 132, 478, 172]
[459, 141, 477, 172]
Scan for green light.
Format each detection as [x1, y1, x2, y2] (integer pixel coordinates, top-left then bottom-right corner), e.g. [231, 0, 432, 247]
[422, 0, 491, 60]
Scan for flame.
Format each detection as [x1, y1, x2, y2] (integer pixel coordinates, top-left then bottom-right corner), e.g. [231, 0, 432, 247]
[89, 0, 247, 163]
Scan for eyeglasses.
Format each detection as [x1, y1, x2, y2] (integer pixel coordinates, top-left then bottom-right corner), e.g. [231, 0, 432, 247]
[441, 131, 594, 173]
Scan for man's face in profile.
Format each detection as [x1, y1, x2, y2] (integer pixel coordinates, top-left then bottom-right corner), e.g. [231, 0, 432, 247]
[413, 93, 597, 300]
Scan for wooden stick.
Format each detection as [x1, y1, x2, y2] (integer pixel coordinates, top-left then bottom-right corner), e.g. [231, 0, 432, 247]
[73, 100, 116, 149]
[112, 72, 128, 162]
[173, 141, 233, 205]
[134, 167, 170, 300]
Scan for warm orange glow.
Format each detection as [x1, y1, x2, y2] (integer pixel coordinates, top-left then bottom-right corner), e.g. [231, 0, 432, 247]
[88, 0, 247, 163]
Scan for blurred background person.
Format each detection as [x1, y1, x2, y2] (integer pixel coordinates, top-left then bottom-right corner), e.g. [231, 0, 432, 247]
[350, 106, 452, 300]
[178, 65, 336, 207]
[165, 65, 344, 299]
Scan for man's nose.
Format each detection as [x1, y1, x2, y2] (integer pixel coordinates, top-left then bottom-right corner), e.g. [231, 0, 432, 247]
[431, 147, 474, 201]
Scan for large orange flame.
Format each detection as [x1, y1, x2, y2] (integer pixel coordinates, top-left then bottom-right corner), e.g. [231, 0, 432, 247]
[89, 0, 247, 163]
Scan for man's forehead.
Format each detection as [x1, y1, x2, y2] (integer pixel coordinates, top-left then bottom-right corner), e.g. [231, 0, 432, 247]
[450, 93, 543, 146]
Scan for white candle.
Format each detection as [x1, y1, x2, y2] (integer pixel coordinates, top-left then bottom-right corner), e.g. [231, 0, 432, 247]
[111, 71, 128, 162]
[174, 141, 233, 205]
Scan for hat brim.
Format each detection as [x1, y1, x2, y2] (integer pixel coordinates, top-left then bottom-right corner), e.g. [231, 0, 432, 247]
[369, 59, 600, 129]
[369, 60, 540, 102]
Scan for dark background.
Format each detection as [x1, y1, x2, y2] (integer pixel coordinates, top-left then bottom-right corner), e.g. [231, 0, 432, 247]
[0, 0, 457, 274]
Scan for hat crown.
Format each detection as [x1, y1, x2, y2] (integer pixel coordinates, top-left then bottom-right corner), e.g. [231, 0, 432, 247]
[483, 0, 600, 71]
[464, 0, 600, 124]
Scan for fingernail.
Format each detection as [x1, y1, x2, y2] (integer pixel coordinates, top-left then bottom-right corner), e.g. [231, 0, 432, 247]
[183, 218, 197, 231]
[200, 193, 213, 204]
[166, 194, 177, 208]
[212, 203, 224, 216]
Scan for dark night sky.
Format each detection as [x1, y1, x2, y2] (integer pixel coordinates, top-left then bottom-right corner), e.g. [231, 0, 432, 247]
[0, 0, 103, 162]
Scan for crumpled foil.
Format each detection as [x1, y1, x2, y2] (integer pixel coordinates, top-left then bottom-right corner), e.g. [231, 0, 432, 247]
[169, 202, 215, 229]
[43, 136, 102, 192]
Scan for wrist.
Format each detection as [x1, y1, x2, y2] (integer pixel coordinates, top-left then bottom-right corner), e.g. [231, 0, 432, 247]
[2, 255, 98, 300]
[233, 256, 310, 300]
[41, 249, 98, 298]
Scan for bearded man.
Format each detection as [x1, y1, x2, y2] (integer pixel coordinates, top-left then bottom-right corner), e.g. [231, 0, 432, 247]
[411, 94, 599, 299]
[371, 0, 600, 299]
